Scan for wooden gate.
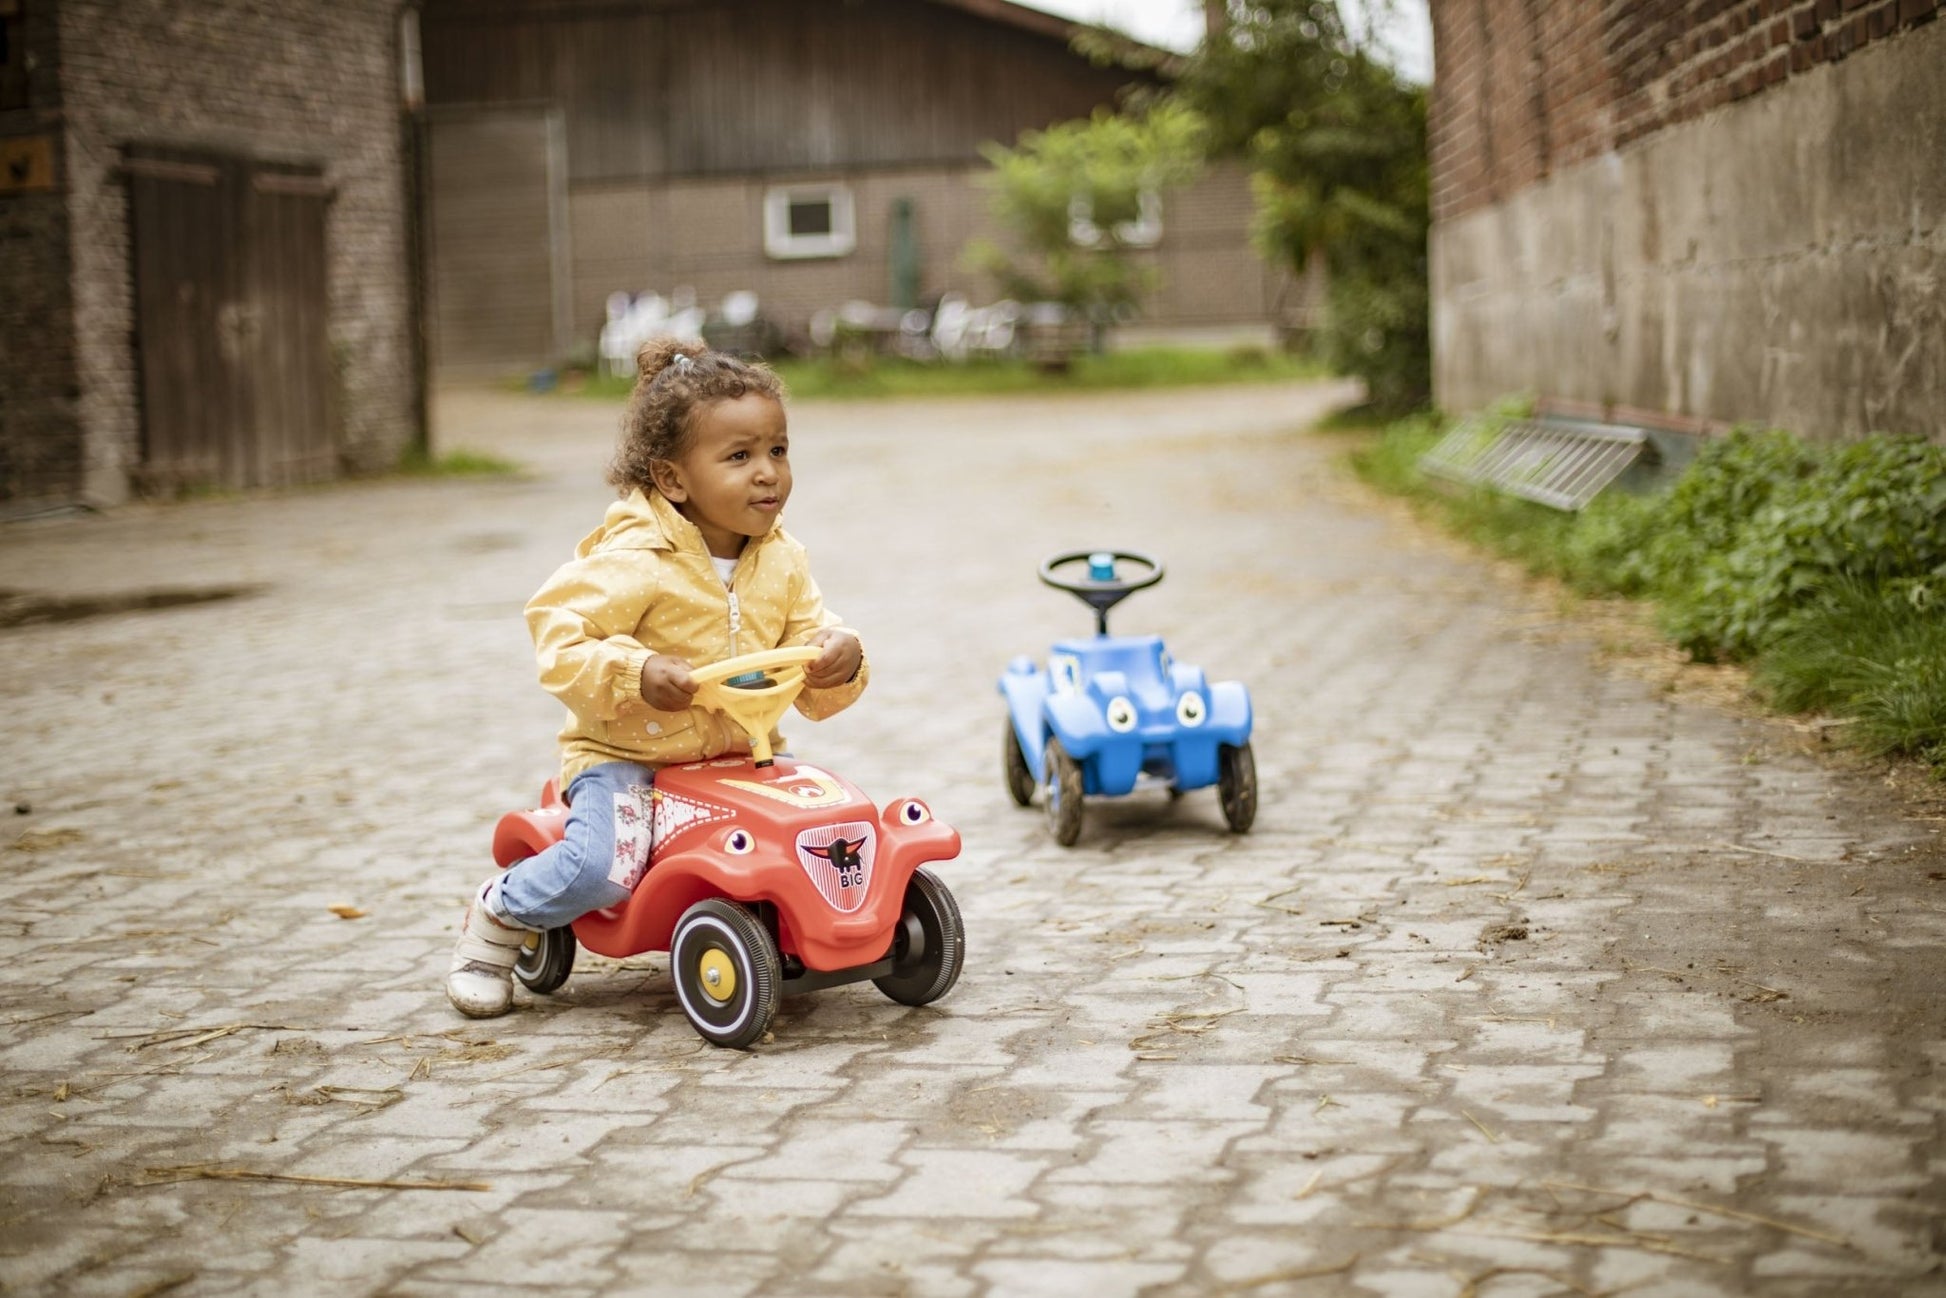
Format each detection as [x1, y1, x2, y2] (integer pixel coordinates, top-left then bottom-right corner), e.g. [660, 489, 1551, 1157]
[127, 145, 337, 492]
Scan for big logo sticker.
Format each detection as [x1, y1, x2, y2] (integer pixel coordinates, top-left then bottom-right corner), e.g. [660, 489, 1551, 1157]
[795, 821, 876, 913]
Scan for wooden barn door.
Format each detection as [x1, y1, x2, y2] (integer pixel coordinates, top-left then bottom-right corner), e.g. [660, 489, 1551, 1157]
[245, 167, 337, 484]
[422, 105, 571, 378]
[127, 146, 336, 491]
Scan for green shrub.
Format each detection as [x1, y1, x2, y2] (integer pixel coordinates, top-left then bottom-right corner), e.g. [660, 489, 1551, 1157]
[1661, 432, 1946, 659]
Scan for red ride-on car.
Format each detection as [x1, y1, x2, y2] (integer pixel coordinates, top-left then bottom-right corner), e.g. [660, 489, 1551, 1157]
[490, 647, 966, 1048]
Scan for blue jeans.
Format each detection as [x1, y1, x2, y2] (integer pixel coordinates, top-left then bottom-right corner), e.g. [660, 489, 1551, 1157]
[488, 762, 654, 930]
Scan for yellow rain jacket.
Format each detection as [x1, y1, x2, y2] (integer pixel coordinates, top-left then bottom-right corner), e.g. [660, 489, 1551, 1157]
[526, 488, 868, 784]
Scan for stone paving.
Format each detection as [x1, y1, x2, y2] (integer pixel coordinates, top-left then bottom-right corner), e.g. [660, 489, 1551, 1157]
[0, 380, 1941, 1297]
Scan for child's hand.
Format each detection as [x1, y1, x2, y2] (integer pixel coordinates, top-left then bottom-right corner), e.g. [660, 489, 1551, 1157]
[804, 629, 861, 689]
[640, 654, 698, 711]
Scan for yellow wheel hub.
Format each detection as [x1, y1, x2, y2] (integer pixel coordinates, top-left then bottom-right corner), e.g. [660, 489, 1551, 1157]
[696, 948, 738, 1004]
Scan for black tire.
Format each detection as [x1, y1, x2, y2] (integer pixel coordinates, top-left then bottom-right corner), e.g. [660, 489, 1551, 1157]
[1043, 739, 1084, 847]
[1003, 720, 1037, 807]
[514, 926, 576, 994]
[873, 868, 965, 1007]
[670, 899, 781, 1049]
[1218, 741, 1257, 834]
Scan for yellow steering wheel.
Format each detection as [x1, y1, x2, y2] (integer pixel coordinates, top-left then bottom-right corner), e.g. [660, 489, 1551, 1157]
[686, 646, 825, 767]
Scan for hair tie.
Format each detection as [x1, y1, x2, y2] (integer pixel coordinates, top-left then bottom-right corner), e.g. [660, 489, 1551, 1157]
[672, 352, 695, 373]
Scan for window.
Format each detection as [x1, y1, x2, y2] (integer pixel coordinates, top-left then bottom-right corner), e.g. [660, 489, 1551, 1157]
[1068, 189, 1164, 249]
[764, 184, 856, 260]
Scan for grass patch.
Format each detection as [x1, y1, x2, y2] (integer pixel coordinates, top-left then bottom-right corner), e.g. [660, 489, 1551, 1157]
[557, 344, 1326, 402]
[1353, 413, 1946, 775]
[1755, 580, 1946, 765]
[395, 448, 522, 478]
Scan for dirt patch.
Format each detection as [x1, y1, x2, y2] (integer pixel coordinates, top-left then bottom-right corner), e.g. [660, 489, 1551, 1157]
[0, 584, 266, 629]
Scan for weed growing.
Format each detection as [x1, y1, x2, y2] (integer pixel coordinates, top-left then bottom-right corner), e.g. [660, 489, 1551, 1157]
[395, 448, 521, 478]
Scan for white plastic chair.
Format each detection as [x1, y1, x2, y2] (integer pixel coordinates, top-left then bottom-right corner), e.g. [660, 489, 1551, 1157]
[930, 293, 970, 361]
[598, 292, 637, 377]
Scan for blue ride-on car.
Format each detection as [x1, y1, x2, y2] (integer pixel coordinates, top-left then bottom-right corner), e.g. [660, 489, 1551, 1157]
[999, 550, 1256, 846]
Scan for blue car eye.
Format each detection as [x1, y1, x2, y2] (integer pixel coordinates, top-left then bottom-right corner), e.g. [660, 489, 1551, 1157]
[899, 800, 931, 825]
[1107, 698, 1137, 732]
[725, 828, 755, 855]
[1176, 693, 1206, 727]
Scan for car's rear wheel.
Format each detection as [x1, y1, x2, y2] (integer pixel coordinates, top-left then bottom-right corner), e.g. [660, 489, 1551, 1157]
[873, 868, 965, 1007]
[1003, 720, 1037, 807]
[514, 926, 576, 994]
[1043, 739, 1084, 847]
[1218, 741, 1257, 833]
[671, 899, 780, 1049]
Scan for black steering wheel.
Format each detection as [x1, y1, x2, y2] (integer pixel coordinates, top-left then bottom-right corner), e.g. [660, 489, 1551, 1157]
[1037, 549, 1165, 636]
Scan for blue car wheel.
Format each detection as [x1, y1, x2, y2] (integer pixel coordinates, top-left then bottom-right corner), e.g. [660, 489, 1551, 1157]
[1218, 741, 1257, 833]
[1003, 719, 1036, 808]
[1043, 739, 1084, 847]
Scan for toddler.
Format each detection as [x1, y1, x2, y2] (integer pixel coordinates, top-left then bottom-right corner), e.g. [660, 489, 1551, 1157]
[447, 338, 867, 1017]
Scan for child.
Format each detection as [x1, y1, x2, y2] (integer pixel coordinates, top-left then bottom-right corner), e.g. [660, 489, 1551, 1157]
[447, 338, 867, 1017]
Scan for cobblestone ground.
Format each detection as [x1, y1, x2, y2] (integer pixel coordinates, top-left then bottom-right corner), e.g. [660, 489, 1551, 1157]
[1, 381, 1941, 1297]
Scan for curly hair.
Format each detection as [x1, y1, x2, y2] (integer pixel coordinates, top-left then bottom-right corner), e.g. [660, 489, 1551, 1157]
[607, 337, 787, 495]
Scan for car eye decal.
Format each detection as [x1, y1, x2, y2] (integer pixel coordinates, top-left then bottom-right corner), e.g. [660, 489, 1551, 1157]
[1107, 697, 1137, 732]
[898, 799, 931, 825]
[1177, 693, 1206, 727]
[724, 828, 755, 855]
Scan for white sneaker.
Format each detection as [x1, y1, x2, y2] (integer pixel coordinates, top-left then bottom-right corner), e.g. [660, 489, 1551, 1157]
[446, 888, 531, 1018]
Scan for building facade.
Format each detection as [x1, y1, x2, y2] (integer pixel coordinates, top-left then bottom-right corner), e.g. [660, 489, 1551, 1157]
[417, 0, 1299, 377]
[1427, 0, 1944, 442]
[0, 0, 420, 511]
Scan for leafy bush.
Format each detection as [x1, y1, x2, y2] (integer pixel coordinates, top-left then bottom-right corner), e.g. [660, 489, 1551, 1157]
[966, 104, 1206, 327]
[1173, 0, 1431, 415]
[1659, 432, 1946, 659]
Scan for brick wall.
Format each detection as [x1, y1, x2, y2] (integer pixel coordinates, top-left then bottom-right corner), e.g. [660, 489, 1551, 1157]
[0, 0, 79, 511]
[1430, 0, 1943, 223]
[2, 0, 419, 508]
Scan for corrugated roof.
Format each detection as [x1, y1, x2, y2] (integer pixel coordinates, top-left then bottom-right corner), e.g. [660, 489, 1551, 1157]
[922, 0, 1175, 60]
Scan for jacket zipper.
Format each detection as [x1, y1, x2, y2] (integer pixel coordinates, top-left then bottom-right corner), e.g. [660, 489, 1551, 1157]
[721, 584, 743, 755]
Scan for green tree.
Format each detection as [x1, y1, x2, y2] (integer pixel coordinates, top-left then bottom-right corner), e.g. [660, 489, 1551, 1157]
[1175, 1, 1430, 413]
[966, 102, 1206, 333]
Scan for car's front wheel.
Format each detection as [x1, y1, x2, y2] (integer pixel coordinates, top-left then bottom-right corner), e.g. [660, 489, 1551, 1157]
[1043, 739, 1084, 847]
[670, 899, 781, 1049]
[1218, 741, 1257, 833]
[1003, 720, 1037, 808]
[873, 868, 965, 1007]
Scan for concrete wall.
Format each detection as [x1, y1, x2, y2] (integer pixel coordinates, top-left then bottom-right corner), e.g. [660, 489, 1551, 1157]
[1428, 2, 1945, 442]
[564, 161, 1297, 356]
[0, 0, 420, 509]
